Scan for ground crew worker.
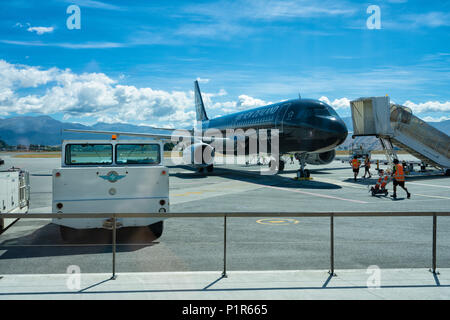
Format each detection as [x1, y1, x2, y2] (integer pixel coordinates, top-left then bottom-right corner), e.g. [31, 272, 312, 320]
[351, 156, 361, 181]
[392, 159, 411, 199]
[290, 154, 294, 164]
[363, 155, 372, 179]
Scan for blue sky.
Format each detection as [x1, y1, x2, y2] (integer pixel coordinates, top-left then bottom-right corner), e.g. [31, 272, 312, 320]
[0, 0, 449, 127]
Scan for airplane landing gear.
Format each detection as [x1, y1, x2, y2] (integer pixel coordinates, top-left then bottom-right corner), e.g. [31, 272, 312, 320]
[295, 153, 310, 178]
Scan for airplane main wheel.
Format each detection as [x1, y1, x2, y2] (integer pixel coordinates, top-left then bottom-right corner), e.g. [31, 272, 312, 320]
[148, 221, 163, 239]
[198, 167, 204, 173]
[304, 169, 310, 178]
[206, 165, 214, 173]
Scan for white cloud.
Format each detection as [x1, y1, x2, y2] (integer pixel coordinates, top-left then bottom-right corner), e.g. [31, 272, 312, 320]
[0, 60, 197, 127]
[27, 26, 54, 35]
[403, 100, 450, 113]
[319, 96, 351, 110]
[421, 116, 450, 122]
[319, 96, 450, 117]
[0, 40, 124, 49]
[196, 77, 210, 84]
[2, 60, 448, 128]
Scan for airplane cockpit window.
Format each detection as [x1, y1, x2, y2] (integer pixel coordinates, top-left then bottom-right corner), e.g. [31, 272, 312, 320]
[312, 106, 331, 117]
[327, 106, 339, 117]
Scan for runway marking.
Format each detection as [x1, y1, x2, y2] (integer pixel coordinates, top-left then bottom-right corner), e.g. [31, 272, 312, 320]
[266, 186, 369, 204]
[311, 177, 368, 190]
[173, 191, 203, 196]
[408, 182, 450, 189]
[256, 218, 299, 225]
[413, 194, 450, 200]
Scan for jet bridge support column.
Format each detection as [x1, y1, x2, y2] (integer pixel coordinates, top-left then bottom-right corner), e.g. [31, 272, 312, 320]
[350, 97, 396, 169]
[379, 137, 398, 169]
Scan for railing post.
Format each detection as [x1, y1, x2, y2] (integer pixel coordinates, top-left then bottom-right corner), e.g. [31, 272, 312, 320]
[222, 215, 227, 278]
[112, 215, 117, 280]
[430, 214, 439, 275]
[329, 214, 336, 276]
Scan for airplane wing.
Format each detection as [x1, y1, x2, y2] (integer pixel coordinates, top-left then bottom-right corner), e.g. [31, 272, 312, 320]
[63, 128, 230, 142]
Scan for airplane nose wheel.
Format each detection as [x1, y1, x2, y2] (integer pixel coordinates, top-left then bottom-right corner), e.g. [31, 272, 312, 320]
[295, 153, 310, 178]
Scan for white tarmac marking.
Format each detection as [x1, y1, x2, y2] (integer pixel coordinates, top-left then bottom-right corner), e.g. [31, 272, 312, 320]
[408, 182, 450, 189]
[265, 186, 369, 204]
[413, 194, 450, 200]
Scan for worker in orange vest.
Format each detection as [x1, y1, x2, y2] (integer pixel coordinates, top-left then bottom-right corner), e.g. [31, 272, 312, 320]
[363, 155, 372, 179]
[391, 159, 411, 199]
[351, 156, 361, 181]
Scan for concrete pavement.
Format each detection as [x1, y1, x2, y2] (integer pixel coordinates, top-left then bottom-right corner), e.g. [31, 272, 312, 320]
[0, 268, 449, 300]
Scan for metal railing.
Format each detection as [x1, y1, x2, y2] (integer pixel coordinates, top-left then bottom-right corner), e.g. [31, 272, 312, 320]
[0, 211, 449, 279]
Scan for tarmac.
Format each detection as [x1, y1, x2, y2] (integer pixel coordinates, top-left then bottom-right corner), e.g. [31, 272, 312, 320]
[0, 153, 449, 299]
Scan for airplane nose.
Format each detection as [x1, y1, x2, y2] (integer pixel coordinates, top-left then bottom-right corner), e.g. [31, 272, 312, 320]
[328, 118, 348, 146]
[336, 120, 348, 144]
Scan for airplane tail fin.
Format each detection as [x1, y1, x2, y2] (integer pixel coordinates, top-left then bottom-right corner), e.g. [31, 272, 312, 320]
[194, 80, 209, 122]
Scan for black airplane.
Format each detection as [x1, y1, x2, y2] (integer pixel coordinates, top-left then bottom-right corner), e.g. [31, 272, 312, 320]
[66, 80, 348, 177]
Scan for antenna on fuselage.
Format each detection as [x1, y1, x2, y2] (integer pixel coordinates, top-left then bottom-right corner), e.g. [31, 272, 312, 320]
[298, 92, 302, 100]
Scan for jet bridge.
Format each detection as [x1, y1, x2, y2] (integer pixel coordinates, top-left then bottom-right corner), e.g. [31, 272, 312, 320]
[350, 96, 450, 175]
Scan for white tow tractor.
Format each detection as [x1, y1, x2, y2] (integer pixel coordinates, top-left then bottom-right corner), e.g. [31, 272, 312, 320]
[0, 167, 30, 232]
[52, 138, 169, 242]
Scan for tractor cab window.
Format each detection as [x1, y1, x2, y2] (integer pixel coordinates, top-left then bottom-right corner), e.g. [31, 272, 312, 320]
[65, 144, 113, 165]
[116, 144, 161, 165]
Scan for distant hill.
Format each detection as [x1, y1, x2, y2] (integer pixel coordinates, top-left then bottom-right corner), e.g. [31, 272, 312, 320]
[0, 116, 178, 146]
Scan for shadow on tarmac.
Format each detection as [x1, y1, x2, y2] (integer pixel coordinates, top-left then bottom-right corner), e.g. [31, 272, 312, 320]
[169, 165, 342, 190]
[0, 223, 158, 260]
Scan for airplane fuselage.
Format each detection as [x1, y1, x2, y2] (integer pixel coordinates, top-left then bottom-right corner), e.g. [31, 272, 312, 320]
[201, 98, 348, 155]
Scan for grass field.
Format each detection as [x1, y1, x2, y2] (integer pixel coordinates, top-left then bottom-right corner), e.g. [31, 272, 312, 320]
[13, 153, 61, 158]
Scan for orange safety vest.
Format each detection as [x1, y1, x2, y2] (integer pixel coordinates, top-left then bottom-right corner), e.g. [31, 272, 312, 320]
[352, 159, 360, 169]
[393, 164, 405, 182]
[381, 176, 389, 188]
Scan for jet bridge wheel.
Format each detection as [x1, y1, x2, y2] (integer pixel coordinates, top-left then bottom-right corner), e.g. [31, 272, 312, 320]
[148, 221, 163, 239]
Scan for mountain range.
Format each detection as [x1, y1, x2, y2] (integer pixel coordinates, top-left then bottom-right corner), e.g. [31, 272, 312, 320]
[0, 116, 175, 146]
[0, 115, 449, 149]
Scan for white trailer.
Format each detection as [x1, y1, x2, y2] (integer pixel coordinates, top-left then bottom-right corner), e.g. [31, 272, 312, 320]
[52, 139, 169, 242]
[0, 168, 30, 232]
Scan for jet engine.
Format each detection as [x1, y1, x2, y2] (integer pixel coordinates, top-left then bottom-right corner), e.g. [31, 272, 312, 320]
[305, 150, 336, 165]
[182, 143, 215, 168]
